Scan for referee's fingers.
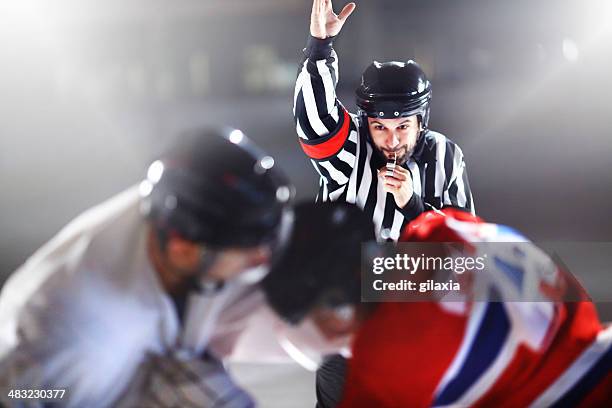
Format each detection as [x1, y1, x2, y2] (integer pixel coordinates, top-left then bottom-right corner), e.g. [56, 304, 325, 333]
[393, 166, 410, 177]
[390, 170, 407, 181]
[378, 167, 407, 182]
[382, 178, 402, 188]
[395, 166, 413, 182]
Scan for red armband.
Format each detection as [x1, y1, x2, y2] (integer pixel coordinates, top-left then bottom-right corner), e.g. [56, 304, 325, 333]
[299, 109, 351, 160]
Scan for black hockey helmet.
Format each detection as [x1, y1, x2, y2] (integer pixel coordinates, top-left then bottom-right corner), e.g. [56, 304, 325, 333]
[262, 201, 375, 324]
[356, 60, 432, 128]
[140, 127, 294, 250]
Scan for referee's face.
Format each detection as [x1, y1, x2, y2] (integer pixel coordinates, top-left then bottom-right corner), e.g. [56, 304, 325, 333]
[368, 115, 421, 164]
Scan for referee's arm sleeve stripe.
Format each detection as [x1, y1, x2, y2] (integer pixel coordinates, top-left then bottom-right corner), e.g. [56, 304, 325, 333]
[296, 117, 309, 140]
[311, 160, 343, 192]
[294, 45, 343, 136]
[328, 155, 354, 181]
[293, 61, 306, 113]
[331, 50, 339, 83]
[299, 66, 330, 136]
[319, 160, 350, 186]
[337, 149, 356, 167]
[295, 89, 320, 139]
[316, 59, 338, 120]
[305, 59, 337, 131]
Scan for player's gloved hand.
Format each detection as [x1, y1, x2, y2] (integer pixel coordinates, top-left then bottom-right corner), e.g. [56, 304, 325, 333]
[378, 165, 415, 209]
[310, 0, 356, 39]
[115, 351, 254, 408]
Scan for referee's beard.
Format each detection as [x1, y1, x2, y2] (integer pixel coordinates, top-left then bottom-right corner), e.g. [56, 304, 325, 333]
[374, 134, 419, 166]
[378, 145, 411, 166]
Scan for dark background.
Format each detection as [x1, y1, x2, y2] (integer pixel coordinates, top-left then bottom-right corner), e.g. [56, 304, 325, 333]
[1, 0, 611, 313]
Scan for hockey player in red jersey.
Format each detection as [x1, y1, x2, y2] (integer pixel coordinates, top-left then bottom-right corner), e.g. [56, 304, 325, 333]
[263, 203, 611, 407]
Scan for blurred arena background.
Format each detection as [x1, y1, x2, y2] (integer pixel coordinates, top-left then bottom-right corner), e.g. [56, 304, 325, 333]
[1, 0, 611, 404]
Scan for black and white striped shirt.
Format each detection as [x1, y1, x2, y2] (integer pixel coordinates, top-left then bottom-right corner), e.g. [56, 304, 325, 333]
[294, 36, 475, 241]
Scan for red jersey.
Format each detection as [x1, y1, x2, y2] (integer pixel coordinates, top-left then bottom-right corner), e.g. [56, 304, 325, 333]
[340, 209, 612, 407]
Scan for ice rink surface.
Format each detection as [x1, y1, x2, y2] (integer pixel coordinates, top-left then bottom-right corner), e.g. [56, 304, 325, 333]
[231, 363, 316, 407]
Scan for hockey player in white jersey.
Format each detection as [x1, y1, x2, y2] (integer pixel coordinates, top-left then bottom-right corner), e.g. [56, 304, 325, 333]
[0, 128, 293, 407]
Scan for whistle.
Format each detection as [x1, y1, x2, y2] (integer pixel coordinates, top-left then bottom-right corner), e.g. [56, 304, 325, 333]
[386, 151, 397, 178]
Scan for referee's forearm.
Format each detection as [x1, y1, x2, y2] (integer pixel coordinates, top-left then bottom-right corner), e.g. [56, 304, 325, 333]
[294, 36, 342, 140]
[304, 35, 335, 60]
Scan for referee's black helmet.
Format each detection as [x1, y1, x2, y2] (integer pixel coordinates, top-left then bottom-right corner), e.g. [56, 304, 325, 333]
[140, 127, 293, 250]
[356, 60, 432, 128]
[262, 201, 375, 325]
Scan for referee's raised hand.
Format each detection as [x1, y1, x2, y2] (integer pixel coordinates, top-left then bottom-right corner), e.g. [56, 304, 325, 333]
[310, 0, 356, 39]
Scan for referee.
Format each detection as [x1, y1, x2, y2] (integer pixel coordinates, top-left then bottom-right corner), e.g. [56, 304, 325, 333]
[294, 0, 475, 240]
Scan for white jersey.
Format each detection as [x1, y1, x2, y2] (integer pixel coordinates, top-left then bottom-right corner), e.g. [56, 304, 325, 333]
[0, 187, 264, 407]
